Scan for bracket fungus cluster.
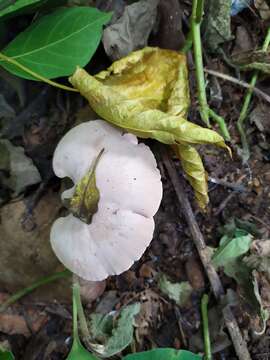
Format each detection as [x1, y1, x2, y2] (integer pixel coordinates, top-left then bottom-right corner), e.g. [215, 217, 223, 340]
[50, 120, 162, 281]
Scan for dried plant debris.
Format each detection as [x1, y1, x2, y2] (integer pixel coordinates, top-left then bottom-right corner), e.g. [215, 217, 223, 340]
[232, 48, 270, 73]
[211, 219, 269, 334]
[88, 303, 140, 357]
[0, 94, 15, 120]
[0, 139, 41, 196]
[255, 0, 270, 19]
[102, 0, 159, 60]
[158, 274, 192, 307]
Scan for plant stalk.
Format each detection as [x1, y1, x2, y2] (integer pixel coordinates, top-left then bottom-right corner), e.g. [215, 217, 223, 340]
[208, 108, 230, 141]
[73, 279, 91, 342]
[201, 294, 212, 360]
[191, 0, 210, 127]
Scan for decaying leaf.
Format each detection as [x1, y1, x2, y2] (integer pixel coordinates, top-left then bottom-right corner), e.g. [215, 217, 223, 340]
[88, 303, 140, 357]
[252, 273, 269, 335]
[102, 0, 159, 60]
[232, 49, 270, 74]
[0, 94, 15, 119]
[212, 221, 269, 334]
[64, 148, 104, 224]
[70, 47, 228, 208]
[158, 274, 192, 307]
[255, 0, 270, 20]
[0, 139, 41, 195]
[202, 0, 232, 52]
[244, 240, 270, 277]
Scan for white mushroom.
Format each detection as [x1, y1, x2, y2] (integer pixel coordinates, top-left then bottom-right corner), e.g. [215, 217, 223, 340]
[50, 120, 162, 281]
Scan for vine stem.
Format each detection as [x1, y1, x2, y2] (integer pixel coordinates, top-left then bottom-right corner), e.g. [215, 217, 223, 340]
[0, 270, 71, 313]
[190, 0, 230, 140]
[191, 0, 210, 127]
[73, 279, 91, 342]
[201, 294, 212, 360]
[237, 27, 270, 161]
[72, 281, 80, 343]
[0, 52, 78, 92]
[208, 108, 230, 141]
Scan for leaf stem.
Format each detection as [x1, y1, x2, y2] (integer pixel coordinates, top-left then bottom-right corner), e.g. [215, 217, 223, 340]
[208, 108, 231, 141]
[191, 0, 210, 127]
[72, 281, 80, 343]
[73, 279, 91, 342]
[0, 52, 78, 92]
[181, 30, 193, 53]
[201, 294, 212, 360]
[0, 269, 71, 313]
[237, 27, 270, 161]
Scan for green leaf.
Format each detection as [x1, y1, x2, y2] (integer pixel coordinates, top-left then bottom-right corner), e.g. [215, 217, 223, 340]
[0, 347, 15, 360]
[0, 0, 46, 18]
[211, 230, 253, 269]
[89, 303, 140, 358]
[64, 148, 104, 224]
[123, 348, 202, 360]
[0, 7, 112, 79]
[158, 274, 192, 307]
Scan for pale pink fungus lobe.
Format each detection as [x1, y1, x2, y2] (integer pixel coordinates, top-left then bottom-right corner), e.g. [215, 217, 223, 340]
[50, 120, 162, 281]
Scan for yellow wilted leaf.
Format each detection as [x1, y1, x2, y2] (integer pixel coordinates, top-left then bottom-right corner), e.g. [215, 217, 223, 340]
[69, 47, 227, 209]
[64, 149, 104, 224]
[175, 144, 209, 208]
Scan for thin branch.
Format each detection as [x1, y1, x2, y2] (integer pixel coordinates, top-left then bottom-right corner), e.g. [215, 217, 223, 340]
[204, 68, 270, 104]
[160, 146, 252, 360]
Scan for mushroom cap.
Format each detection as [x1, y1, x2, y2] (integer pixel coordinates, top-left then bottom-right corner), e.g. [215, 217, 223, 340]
[51, 120, 162, 280]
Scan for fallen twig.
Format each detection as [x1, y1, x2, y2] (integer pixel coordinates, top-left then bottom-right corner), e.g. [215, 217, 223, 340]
[204, 68, 270, 104]
[161, 146, 252, 360]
